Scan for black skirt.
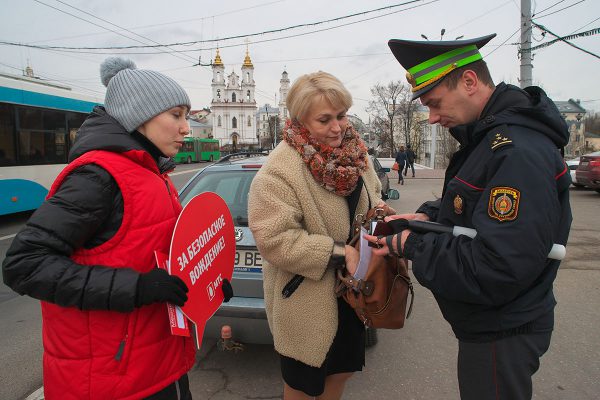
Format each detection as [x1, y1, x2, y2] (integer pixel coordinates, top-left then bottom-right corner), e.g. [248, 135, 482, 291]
[279, 297, 366, 396]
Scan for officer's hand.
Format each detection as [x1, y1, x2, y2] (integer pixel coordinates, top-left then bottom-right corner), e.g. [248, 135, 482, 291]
[375, 201, 397, 216]
[385, 212, 429, 223]
[135, 268, 189, 307]
[364, 231, 411, 257]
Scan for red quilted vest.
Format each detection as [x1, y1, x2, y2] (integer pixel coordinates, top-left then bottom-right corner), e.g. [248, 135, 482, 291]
[42, 150, 195, 400]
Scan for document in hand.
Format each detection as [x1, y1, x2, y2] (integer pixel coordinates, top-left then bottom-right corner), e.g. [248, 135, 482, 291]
[354, 226, 372, 280]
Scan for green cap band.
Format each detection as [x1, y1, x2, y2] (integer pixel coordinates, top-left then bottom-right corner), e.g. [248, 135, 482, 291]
[408, 45, 482, 85]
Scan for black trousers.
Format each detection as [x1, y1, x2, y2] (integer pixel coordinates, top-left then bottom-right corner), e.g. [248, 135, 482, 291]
[144, 374, 192, 400]
[457, 332, 552, 400]
[404, 162, 415, 177]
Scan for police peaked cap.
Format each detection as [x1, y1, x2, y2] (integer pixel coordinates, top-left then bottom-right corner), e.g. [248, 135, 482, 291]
[388, 33, 496, 100]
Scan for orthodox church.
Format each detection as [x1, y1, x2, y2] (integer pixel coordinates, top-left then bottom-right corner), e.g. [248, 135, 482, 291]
[210, 49, 257, 149]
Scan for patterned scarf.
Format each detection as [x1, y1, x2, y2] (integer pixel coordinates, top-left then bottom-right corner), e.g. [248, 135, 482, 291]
[283, 118, 368, 196]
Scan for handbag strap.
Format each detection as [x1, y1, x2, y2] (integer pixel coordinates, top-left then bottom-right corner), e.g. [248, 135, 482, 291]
[346, 176, 369, 242]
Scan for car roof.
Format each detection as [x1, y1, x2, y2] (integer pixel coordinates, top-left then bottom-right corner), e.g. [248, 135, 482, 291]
[206, 152, 269, 171]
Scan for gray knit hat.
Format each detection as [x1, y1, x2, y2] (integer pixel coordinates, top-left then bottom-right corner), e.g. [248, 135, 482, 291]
[100, 57, 191, 132]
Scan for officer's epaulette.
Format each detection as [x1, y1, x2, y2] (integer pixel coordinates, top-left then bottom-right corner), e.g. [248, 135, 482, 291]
[487, 125, 513, 152]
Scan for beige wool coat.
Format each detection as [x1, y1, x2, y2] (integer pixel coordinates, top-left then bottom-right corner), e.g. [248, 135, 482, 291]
[248, 141, 382, 367]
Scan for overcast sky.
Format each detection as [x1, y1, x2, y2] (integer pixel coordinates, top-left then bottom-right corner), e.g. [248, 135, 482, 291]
[1, 0, 599, 121]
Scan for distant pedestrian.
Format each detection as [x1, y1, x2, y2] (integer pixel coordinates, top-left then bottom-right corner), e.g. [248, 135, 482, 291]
[395, 145, 408, 185]
[2, 57, 234, 399]
[404, 144, 416, 177]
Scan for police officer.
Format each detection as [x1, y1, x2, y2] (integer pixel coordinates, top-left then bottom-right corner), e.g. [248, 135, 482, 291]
[366, 34, 572, 399]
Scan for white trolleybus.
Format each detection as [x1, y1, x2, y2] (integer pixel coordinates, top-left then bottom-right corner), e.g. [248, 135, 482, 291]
[0, 73, 101, 216]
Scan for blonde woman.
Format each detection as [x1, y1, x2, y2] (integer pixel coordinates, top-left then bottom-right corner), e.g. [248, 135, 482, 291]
[249, 72, 389, 399]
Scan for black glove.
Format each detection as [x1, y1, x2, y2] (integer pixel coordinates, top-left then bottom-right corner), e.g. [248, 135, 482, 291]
[222, 278, 233, 303]
[135, 268, 188, 307]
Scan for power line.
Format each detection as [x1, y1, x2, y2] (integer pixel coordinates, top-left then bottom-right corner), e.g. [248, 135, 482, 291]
[8, 0, 424, 51]
[532, 21, 600, 59]
[252, 52, 390, 64]
[569, 15, 600, 34]
[0, 61, 23, 72]
[532, 0, 567, 16]
[54, 0, 197, 63]
[34, 0, 196, 64]
[447, 0, 513, 34]
[30, 0, 286, 45]
[0, 60, 105, 95]
[535, 0, 587, 19]
[1, 0, 439, 56]
[483, 27, 521, 58]
[527, 26, 600, 52]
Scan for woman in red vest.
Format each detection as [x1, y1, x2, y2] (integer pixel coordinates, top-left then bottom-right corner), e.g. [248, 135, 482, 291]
[2, 57, 231, 399]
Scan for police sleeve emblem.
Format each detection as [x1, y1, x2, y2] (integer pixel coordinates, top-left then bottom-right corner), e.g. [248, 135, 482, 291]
[488, 187, 520, 222]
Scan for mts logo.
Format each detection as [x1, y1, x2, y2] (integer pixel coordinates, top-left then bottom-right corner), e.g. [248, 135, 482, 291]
[206, 274, 223, 301]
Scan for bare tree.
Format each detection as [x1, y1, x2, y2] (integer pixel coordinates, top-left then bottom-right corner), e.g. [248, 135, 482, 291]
[367, 81, 406, 157]
[267, 115, 281, 149]
[367, 81, 429, 160]
[394, 88, 422, 148]
[584, 112, 600, 134]
[399, 108, 428, 164]
[436, 126, 459, 168]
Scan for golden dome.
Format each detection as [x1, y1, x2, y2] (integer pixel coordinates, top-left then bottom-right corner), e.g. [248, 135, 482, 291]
[213, 49, 223, 67]
[242, 48, 253, 68]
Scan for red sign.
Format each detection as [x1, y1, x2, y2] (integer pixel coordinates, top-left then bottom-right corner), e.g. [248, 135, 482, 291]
[168, 192, 235, 349]
[155, 250, 191, 337]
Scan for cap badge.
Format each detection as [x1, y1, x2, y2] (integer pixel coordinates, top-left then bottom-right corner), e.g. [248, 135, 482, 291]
[405, 71, 416, 87]
[488, 187, 520, 222]
[453, 194, 464, 215]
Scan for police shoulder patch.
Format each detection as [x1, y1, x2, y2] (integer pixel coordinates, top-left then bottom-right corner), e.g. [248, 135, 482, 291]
[487, 126, 513, 151]
[488, 186, 520, 222]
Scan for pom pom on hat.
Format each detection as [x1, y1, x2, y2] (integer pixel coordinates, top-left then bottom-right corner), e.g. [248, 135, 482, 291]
[100, 57, 137, 87]
[100, 57, 190, 132]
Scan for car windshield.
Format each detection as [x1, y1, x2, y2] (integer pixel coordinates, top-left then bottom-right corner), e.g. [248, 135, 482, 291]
[180, 169, 258, 226]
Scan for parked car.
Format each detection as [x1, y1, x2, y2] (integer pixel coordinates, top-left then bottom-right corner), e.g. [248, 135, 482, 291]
[178, 152, 399, 346]
[575, 151, 600, 193]
[566, 158, 584, 188]
[371, 155, 398, 200]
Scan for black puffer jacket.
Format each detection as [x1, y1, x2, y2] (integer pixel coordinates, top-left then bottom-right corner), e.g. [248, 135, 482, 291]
[404, 83, 572, 341]
[2, 107, 175, 312]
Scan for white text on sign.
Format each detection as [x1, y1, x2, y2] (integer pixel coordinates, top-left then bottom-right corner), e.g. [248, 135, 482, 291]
[177, 215, 226, 272]
[189, 236, 226, 286]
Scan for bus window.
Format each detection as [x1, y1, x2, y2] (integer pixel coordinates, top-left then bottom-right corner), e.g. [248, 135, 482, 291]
[67, 112, 87, 154]
[18, 107, 68, 164]
[0, 104, 16, 166]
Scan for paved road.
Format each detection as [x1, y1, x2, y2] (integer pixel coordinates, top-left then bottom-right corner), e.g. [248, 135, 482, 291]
[186, 179, 600, 400]
[1, 166, 598, 400]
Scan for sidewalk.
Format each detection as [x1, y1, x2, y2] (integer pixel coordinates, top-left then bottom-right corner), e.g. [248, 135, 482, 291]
[390, 168, 445, 180]
[376, 158, 445, 180]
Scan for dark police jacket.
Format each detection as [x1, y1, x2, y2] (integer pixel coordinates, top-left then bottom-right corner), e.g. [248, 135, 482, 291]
[403, 83, 572, 342]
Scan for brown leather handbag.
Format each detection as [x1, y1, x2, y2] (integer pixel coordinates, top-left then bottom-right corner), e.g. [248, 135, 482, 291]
[336, 207, 414, 329]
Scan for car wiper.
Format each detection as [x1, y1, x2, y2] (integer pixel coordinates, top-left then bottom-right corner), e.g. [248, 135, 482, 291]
[235, 216, 249, 226]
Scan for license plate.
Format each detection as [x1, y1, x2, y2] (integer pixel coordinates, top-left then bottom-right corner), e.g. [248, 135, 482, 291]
[581, 161, 589, 166]
[235, 249, 263, 272]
